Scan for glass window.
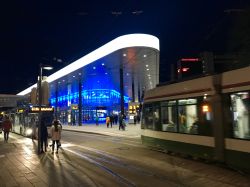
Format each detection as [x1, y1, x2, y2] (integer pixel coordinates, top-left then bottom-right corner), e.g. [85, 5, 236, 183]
[161, 101, 177, 132]
[153, 104, 161, 131]
[178, 99, 198, 134]
[161, 100, 176, 106]
[178, 98, 197, 105]
[230, 92, 250, 139]
[143, 104, 154, 129]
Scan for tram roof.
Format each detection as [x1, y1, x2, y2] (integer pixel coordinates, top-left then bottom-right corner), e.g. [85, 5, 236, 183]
[17, 33, 159, 96]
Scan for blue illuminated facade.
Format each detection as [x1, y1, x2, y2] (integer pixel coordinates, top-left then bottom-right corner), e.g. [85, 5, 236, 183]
[17, 34, 159, 125]
[48, 58, 133, 124]
[40, 34, 160, 125]
[48, 49, 159, 124]
[50, 89, 130, 106]
[50, 87, 129, 123]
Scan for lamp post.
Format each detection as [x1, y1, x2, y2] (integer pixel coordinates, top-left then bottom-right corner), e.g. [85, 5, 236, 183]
[38, 63, 53, 154]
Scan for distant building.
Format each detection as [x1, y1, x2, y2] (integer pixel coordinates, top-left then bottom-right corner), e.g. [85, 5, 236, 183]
[17, 34, 160, 124]
[0, 94, 26, 112]
[176, 51, 244, 80]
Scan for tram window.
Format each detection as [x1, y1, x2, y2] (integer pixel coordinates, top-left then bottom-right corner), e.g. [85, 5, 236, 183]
[178, 98, 197, 105]
[161, 102, 177, 132]
[153, 105, 161, 131]
[143, 104, 154, 129]
[161, 100, 176, 106]
[178, 104, 198, 134]
[230, 92, 250, 140]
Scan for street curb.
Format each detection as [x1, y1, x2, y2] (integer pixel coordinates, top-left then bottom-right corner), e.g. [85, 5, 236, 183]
[62, 129, 141, 139]
[62, 129, 111, 136]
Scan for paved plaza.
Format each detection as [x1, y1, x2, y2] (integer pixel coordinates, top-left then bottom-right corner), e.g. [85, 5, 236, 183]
[0, 124, 249, 187]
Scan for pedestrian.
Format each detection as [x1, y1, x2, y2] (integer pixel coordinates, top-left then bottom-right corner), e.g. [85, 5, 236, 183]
[137, 114, 140, 124]
[95, 115, 99, 126]
[110, 114, 114, 127]
[122, 118, 126, 130]
[31, 117, 36, 140]
[114, 114, 118, 125]
[134, 115, 137, 125]
[106, 116, 110, 128]
[51, 120, 62, 154]
[2, 115, 12, 142]
[40, 120, 48, 153]
[118, 113, 123, 130]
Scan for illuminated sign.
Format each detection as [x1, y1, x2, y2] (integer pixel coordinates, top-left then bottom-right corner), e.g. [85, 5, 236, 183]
[71, 104, 78, 110]
[181, 58, 200, 62]
[31, 107, 54, 112]
[128, 103, 139, 114]
[182, 67, 190, 72]
[17, 109, 24, 113]
[202, 105, 210, 112]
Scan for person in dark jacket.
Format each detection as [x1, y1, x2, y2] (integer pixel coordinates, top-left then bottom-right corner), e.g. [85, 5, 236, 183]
[40, 120, 48, 153]
[2, 115, 12, 142]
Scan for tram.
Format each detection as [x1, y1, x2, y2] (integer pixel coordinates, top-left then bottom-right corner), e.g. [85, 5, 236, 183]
[10, 106, 54, 138]
[141, 66, 250, 172]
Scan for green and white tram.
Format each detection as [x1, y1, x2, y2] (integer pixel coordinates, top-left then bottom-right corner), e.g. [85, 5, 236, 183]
[142, 66, 250, 172]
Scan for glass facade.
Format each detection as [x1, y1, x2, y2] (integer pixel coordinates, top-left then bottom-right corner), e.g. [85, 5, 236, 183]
[47, 48, 159, 124]
[50, 87, 130, 123]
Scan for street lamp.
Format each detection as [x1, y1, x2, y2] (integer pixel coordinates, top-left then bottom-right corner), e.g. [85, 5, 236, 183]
[38, 63, 53, 154]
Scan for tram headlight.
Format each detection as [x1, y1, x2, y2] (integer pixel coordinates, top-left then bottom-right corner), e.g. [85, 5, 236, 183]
[26, 128, 33, 135]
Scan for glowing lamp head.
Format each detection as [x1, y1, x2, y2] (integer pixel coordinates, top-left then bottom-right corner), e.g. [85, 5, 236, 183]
[42, 66, 53, 70]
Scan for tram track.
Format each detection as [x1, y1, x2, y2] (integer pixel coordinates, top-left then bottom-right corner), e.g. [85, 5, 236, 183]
[61, 143, 180, 187]
[64, 147, 136, 187]
[63, 131, 143, 148]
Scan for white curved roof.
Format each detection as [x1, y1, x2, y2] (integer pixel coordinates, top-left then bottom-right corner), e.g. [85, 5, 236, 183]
[17, 33, 160, 96]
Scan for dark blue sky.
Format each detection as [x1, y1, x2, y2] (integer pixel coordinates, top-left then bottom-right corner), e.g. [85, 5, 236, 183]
[0, 0, 248, 94]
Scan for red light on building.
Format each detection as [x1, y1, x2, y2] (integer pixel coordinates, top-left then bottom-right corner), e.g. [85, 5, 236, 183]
[177, 57, 203, 79]
[182, 67, 189, 72]
[181, 58, 200, 62]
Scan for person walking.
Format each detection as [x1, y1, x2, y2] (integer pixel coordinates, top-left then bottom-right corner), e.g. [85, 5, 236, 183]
[2, 115, 12, 142]
[95, 115, 99, 126]
[31, 117, 37, 140]
[51, 120, 62, 154]
[40, 120, 48, 153]
[106, 116, 110, 128]
[118, 113, 123, 130]
[110, 114, 114, 127]
[114, 114, 118, 125]
[134, 115, 137, 125]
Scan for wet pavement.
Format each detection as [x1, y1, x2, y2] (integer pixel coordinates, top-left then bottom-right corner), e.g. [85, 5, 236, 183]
[0, 124, 250, 187]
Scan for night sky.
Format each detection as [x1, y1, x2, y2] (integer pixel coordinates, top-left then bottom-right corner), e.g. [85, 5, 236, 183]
[0, 0, 248, 94]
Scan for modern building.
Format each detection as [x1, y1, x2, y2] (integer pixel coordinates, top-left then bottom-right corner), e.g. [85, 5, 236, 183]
[17, 34, 160, 125]
[0, 94, 26, 112]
